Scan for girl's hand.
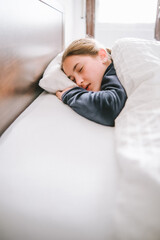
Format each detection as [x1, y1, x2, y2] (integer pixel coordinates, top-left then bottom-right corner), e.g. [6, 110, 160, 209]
[56, 86, 75, 100]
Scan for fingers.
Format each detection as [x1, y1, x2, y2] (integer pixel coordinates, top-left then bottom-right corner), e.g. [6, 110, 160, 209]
[56, 86, 75, 100]
[56, 91, 62, 100]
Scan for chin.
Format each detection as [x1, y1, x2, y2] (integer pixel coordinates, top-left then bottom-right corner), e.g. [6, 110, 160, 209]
[92, 87, 101, 92]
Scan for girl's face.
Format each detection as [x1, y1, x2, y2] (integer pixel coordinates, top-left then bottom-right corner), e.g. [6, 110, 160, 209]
[62, 50, 109, 92]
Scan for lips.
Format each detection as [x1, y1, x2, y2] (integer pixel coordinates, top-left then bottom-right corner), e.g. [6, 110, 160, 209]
[85, 83, 91, 91]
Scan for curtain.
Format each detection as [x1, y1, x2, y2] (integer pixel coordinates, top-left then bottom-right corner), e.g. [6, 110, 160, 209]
[155, 0, 160, 40]
[86, 0, 95, 37]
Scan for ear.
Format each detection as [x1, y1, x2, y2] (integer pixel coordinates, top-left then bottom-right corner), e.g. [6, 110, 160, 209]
[98, 48, 108, 63]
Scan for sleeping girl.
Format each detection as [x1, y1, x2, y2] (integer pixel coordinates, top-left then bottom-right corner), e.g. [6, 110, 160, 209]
[56, 38, 127, 126]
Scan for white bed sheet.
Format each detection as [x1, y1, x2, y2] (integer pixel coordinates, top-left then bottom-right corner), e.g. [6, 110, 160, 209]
[0, 92, 118, 240]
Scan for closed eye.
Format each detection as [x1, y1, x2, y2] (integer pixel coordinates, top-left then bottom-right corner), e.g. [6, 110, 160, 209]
[69, 77, 76, 83]
[79, 67, 83, 73]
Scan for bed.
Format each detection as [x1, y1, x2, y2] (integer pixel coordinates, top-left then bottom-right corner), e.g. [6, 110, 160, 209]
[0, 1, 160, 240]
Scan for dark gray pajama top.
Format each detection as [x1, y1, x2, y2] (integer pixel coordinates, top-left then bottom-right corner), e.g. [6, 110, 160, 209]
[62, 62, 127, 126]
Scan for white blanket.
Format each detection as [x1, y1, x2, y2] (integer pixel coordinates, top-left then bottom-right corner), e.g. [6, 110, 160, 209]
[111, 38, 160, 240]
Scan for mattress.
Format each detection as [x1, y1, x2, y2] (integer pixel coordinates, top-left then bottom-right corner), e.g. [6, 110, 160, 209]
[0, 92, 118, 240]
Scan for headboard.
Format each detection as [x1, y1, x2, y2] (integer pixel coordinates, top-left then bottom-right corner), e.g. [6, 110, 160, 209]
[0, 0, 64, 136]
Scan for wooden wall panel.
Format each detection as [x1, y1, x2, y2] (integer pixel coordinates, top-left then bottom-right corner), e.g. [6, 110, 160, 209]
[0, 0, 63, 135]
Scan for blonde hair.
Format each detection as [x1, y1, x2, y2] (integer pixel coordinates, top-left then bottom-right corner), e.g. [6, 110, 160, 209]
[61, 38, 111, 68]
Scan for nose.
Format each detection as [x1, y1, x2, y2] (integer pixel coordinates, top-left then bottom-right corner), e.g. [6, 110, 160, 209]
[76, 76, 84, 86]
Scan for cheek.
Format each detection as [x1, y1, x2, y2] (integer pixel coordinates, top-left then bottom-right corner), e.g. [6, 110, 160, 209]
[84, 62, 103, 82]
[86, 63, 99, 77]
[91, 68, 102, 81]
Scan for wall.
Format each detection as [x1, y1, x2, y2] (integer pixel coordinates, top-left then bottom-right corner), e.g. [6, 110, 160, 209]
[59, 0, 86, 47]
[95, 23, 155, 48]
[95, 0, 157, 48]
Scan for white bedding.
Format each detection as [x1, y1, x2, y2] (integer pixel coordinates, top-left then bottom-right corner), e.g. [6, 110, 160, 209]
[0, 92, 117, 240]
[39, 52, 77, 93]
[111, 38, 160, 239]
[0, 38, 160, 240]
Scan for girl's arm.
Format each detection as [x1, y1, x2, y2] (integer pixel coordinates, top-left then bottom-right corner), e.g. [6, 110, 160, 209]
[60, 86, 126, 126]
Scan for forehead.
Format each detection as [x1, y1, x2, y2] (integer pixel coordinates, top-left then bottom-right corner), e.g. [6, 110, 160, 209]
[63, 55, 95, 73]
[64, 55, 87, 65]
[62, 55, 83, 74]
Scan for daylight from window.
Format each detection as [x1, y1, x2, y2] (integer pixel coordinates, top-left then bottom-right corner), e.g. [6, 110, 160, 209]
[96, 0, 157, 23]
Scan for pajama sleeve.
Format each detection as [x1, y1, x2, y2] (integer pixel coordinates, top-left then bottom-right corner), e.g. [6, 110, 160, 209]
[62, 87, 126, 127]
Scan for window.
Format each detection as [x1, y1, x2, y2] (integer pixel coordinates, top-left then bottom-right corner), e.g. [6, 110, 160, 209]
[96, 0, 157, 24]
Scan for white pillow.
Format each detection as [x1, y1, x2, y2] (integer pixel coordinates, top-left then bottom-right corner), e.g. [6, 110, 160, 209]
[111, 38, 160, 96]
[39, 52, 77, 93]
